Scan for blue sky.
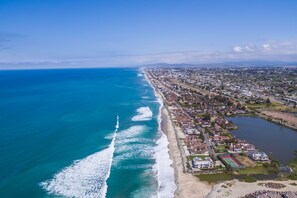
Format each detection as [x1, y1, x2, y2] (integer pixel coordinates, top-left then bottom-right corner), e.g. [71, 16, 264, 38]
[0, 0, 297, 68]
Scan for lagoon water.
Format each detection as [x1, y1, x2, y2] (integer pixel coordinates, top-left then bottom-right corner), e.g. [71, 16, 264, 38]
[228, 116, 297, 165]
[0, 68, 175, 198]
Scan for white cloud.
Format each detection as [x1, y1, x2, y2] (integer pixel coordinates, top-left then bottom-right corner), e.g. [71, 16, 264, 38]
[263, 44, 271, 50]
[1, 39, 297, 69]
[233, 46, 242, 53]
[245, 46, 254, 52]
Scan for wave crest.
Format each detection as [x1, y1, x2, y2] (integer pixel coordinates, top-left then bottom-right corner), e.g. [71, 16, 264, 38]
[132, 107, 153, 121]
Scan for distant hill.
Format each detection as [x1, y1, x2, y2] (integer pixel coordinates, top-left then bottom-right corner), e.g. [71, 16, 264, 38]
[143, 61, 297, 68]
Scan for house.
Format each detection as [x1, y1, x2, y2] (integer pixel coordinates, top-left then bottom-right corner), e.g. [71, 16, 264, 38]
[248, 151, 269, 161]
[185, 128, 200, 135]
[192, 157, 214, 169]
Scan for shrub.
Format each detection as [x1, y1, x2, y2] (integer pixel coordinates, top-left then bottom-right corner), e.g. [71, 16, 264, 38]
[243, 176, 257, 183]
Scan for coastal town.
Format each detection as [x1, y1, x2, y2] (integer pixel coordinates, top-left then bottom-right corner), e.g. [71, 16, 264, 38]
[145, 67, 297, 186]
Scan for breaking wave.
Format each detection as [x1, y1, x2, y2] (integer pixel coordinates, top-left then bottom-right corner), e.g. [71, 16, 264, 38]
[132, 107, 153, 121]
[154, 133, 176, 198]
[145, 69, 176, 198]
[40, 118, 118, 198]
[112, 125, 155, 167]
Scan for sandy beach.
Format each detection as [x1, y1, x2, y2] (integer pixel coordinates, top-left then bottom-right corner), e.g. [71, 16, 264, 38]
[207, 180, 297, 197]
[161, 106, 212, 198]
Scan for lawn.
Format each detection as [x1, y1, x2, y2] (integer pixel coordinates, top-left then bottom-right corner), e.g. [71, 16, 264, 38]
[236, 165, 269, 175]
[196, 173, 234, 183]
[215, 145, 227, 153]
[187, 155, 209, 161]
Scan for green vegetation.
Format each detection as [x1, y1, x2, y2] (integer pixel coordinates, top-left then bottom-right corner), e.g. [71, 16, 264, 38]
[237, 165, 269, 175]
[202, 113, 211, 121]
[242, 176, 257, 183]
[288, 150, 297, 180]
[215, 145, 227, 153]
[196, 173, 234, 183]
[187, 155, 209, 161]
[288, 173, 297, 180]
[263, 160, 280, 173]
[222, 132, 234, 138]
[246, 101, 297, 112]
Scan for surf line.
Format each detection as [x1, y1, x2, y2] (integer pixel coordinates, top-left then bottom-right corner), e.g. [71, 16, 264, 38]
[103, 114, 119, 196]
[40, 115, 119, 198]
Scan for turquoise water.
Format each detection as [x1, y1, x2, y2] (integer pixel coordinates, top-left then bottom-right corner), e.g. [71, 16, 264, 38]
[0, 68, 175, 198]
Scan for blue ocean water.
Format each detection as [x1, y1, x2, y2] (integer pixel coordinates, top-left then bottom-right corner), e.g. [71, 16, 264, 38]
[0, 68, 175, 198]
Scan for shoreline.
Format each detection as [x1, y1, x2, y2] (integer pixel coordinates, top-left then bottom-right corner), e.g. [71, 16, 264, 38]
[257, 111, 297, 131]
[161, 105, 212, 198]
[143, 69, 297, 198]
[143, 69, 212, 198]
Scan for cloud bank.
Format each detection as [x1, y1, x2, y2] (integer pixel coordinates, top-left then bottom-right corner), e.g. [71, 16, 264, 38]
[1, 39, 297, 69]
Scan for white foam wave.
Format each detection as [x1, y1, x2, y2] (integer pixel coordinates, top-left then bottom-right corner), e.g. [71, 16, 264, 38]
[112, 125, 154, 166]
[115, 137, 150, 145]
[131, 168, 158, 198]
[144, 70, 177, 198]
[132, 107, 153, 121]
[40, 148, 111, 197]
[154, 133, 176, 198]
[41, 119, 119, 198]
[114, 144, 154, 160]
[116, 125, 145, 140]
[117, 164, 152, 170]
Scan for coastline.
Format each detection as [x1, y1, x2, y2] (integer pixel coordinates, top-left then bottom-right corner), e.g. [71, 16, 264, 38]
[143, 69, 297, 198]
[161, 105, 212, 198]
[143, 69, 212, 198]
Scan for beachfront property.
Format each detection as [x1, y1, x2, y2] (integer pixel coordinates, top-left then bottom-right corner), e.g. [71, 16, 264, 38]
[192, 157, 214, 169]
[248, 151, 270, 161]
[146, 68, 274, 175]
[184, 128, 200, 135]
[184, 135, 208, 154]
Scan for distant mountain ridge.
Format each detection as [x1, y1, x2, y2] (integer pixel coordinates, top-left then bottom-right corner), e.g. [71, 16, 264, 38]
[143, 61, 297, 68]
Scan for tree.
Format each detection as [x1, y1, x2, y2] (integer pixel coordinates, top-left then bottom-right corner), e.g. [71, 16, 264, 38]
[266, 98, 271, 104]
[203, 113, 211, 121]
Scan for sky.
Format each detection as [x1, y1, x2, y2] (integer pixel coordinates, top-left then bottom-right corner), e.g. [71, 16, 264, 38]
[0, 0, 297, 69]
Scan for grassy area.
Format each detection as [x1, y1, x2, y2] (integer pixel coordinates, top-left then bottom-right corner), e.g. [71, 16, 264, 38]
[288, 151, 297, 180]
[215, 145, 227, 153]
[196, 173, 234, 183]
[236, 165, 269, 175]
[246, 101, 297, 112]
[242, 176, 257, 183]
[187, 155, 209, 161]
[246, 103, 269, 110]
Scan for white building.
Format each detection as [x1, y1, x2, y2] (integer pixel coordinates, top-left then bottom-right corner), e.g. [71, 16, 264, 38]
[192, 157, 214, 169]
[185, 128, 200, 135]
[248, 151, 269, 161]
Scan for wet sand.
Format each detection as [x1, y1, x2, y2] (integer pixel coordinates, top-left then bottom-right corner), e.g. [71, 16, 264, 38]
[161, 106, 212, 198]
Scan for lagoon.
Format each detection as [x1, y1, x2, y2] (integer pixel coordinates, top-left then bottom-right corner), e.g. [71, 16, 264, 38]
[228, 116, 297, 165]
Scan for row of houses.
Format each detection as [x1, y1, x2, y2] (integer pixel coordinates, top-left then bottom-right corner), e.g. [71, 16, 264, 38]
[191, 151, 270, 170]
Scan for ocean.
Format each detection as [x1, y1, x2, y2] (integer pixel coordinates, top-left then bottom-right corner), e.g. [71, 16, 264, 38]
[0, 68, 175, 198]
